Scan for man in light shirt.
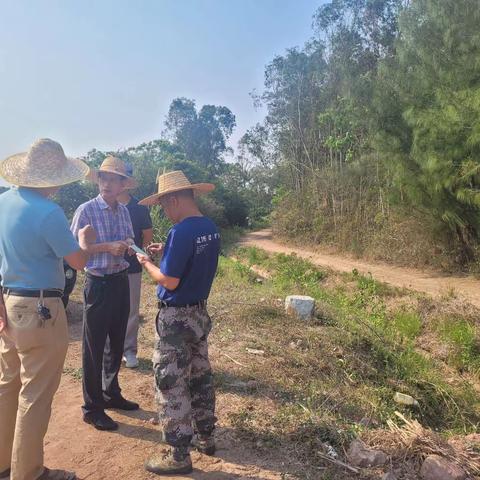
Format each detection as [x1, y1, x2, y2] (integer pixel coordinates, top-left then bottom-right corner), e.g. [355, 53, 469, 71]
[71, 156, 138, 432]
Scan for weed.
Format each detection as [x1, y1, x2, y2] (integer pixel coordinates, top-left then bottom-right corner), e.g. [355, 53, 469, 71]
[437, 316, 480, 374]
[392, 310, 423, 339]
[63, 367, 83, 381]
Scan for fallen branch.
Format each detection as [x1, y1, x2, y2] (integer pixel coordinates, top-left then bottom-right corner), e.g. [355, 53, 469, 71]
[220, 352, 247, 367]
[316, 452, 360, 474]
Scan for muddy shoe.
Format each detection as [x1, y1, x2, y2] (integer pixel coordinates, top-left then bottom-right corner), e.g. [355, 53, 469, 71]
[192, 434, 216, 456]
[37, 468, 77, 480]
[144, 446, 193, 475]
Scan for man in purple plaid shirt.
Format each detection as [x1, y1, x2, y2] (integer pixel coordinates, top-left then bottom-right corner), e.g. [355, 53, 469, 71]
[71, 156, 139, 431]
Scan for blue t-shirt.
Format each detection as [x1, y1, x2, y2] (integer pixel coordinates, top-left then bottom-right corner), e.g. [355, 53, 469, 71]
[0, 188, 80, 290]
[157, 216, 220, 306]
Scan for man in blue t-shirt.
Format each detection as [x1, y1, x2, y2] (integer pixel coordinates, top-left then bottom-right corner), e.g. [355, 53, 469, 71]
[136, 171, 219, 476]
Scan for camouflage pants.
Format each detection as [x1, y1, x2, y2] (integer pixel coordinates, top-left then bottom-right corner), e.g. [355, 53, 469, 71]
[153, 304, 216, 448]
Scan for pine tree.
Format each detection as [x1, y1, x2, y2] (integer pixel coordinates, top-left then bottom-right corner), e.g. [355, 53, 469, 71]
[376, 0, 480, 260]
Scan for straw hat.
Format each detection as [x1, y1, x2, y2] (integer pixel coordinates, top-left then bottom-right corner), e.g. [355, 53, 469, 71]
[139, 170, 215, 206]
[87, 156, 138, 189]
[0, 138, 89, 187]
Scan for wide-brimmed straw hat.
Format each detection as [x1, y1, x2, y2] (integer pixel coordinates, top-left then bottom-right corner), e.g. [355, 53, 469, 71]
[87, 156, 138, 189]
[139, 170, 215, 206]
[0, 138, 89, 188]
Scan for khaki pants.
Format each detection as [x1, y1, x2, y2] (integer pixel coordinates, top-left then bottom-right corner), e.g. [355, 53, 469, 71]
[0, 296, 69, 480]
[124, 272, 142, 357]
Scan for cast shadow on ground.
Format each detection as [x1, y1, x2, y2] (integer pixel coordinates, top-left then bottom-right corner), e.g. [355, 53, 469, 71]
[113, 422, 293, 480]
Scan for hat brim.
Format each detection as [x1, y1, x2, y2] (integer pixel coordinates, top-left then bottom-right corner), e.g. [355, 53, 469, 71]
[138, 183, 215, 207]
[87, 167, 138, 189]
[0, 152, 90, 188]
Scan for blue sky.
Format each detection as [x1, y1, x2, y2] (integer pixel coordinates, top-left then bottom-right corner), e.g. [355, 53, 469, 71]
[0, 0, 324, 168]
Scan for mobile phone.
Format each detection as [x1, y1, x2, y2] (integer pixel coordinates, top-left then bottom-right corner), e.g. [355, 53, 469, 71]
[130, 244, 149, 257]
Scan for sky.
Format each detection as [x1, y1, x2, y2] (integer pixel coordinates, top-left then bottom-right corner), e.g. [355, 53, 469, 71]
[0, 0, 324, 175]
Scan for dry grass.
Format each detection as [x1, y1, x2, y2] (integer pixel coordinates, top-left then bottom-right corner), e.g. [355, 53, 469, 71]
[364, 412, 480, 478]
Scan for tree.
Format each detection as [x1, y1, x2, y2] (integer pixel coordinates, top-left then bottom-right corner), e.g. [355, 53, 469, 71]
[375, 0, 480, 261]
[164, 98, 236, 176]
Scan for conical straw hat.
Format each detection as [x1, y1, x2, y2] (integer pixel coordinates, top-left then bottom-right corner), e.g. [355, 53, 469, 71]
[139, 170, 215, 206]
[0, 138, 89, 188]
[87, 156, 138, 189]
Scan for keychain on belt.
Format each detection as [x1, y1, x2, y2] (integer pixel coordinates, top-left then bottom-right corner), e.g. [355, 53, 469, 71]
[37, 291, 52, 325]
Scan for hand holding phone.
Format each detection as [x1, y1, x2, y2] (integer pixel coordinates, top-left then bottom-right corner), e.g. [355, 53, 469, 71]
[130, 244, 149, 257]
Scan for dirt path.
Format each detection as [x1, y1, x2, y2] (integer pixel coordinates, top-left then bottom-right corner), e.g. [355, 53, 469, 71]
[43, 289, 290, 480]
[240, 229, 480, 307]
[46, 374, 282, 480]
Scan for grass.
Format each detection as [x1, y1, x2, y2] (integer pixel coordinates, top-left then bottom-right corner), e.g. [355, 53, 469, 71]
[392, 310, 423, 339]
[238, 247, 326, 292]
[106, 242, 480, 479]
[220, 226, 246, 255]
[436, 316, 480, 375]
[137, 357, 154, 373]
[63, 366, 83, 381]
[214, 247, 480, 445]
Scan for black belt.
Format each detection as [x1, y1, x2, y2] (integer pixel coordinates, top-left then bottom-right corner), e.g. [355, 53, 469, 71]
[2, 288, 63, 298]
[86, 269, 128, 280]
[158, 300, 206, 309]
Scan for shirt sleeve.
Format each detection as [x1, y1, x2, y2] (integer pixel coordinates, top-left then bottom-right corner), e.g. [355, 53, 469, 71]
[160, 228, 193, 279]
[43, 208, 80, 258]
[70, 206, 88, 238]
[140, 206, 153, 230]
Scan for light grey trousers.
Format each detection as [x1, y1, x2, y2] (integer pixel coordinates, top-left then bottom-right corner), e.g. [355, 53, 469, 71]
[124, 272, 142, 357]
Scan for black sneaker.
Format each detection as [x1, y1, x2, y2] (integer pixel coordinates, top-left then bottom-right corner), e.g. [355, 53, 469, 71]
[83, 411, 118, 431]
[104, 396, 139, 411]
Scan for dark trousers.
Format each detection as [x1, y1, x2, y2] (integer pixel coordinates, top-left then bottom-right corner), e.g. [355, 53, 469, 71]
[82, 271, 130, 415]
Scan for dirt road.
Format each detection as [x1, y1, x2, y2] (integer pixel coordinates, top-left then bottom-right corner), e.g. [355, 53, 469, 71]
[240, 229, 480, 307]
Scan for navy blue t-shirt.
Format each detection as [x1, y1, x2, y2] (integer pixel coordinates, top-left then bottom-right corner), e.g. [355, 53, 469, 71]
[157, 216, 220, 305]
[125, 196, 153, 274]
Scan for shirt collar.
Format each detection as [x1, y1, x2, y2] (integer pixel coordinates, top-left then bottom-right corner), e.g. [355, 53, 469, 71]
[95, 194, 115, 211]
[18, 187, 53, 203]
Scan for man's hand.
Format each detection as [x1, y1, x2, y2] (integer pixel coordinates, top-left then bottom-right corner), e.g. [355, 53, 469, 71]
[147, 243, 164, 256]
[0, 301, 7, 334]
[136, 253, 152, 266]
[126, 238, 135, 256]
[108, 241, 129, 256]
[78, 225, 96, 249]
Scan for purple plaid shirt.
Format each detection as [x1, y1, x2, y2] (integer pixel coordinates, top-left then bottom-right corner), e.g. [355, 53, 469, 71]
[71, 195, 134, 275]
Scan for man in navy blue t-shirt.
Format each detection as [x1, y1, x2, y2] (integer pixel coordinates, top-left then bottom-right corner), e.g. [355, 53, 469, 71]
[137, 171, 219, 475]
